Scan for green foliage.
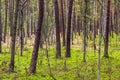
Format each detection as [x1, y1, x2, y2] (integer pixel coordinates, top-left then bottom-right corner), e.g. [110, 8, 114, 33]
[0, 43, 120, 80]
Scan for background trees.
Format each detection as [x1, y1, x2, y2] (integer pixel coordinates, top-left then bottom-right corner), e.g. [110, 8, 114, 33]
[0, 0, 120, 79]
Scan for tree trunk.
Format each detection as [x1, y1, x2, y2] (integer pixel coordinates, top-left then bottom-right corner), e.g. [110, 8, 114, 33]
[0, 0, 2, 53]
[59, 0, 65, 46]
[20, 8, 24, 56]
[9, 0, 14, 36]
[4, 0, 8, 42]
[65, 0, 74, 57]
[26, 3, 30, 37]
[9, 0, 20, 72]
[83, 0, 88, 62]
[53, 0, 61, 58]
[104, 0, 111, 58]
[30, 0, 44, 73]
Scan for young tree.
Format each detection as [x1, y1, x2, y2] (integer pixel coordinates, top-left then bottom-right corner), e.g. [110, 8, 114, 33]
[53, 0, 61, 58]
[30, 0, 44, 73]
[9, 0, 20, 72]
[65, 0, 74, 57]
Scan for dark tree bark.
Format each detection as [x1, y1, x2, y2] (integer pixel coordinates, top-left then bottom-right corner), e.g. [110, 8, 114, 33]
[20, 7, 24, 56]
[9, 0, 20, 72]
[104, 0, 111, 58]
[30, 0, 44, 73]
[83, 0, 88, 62]
[59, 0, 65, 46]
[9, 0, 14, 36]
[4, 0, 8, 42]
[65, 0, 74, 57]
[31, 16, 33, 35]
[0, 0, 2, 53]
[53, 0, 61, 58]
[26, 2, 30, 37]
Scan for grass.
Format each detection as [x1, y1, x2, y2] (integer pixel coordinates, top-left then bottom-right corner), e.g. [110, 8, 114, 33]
[0, 46, 120, 80]
[0, 34, 120, 80]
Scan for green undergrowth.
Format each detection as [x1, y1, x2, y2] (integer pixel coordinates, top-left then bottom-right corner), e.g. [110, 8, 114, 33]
[0, 45, 120, 80]
[0, 33, 120, 80]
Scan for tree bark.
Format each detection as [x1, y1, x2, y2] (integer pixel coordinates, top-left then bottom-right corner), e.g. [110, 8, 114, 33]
[4, 0, 8, 42]
[9, 0, 14, 36]
[30, 0, 44, 73]
[53, 0, 61, 58]
[59, 0, 65, 46]
[83, 0, 88, 62]
[65, 0, 74, 57]
[0, 0, 2, 53]
[9, 0, 20, 72]
[104, 0, 111, 58]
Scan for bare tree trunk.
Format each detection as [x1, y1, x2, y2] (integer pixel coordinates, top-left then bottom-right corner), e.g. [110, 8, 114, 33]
[20, 7, 24, 56]
[104, 0, 111, 58]
[53, 0, 61, 58]
[66, 0, 74, 57]
[4, 0, 8, 42]
[30, 0, 44, 73]
[26, 2, 30, 37]
[9, 0, 14, 36]
[83, 0, 88, 62]
[0, 0, 2, 53]
[93, 0, 97, 54]
[9, 0, 20, 72]
[59, 0, 65, 46]
[97, 9, 103, 80]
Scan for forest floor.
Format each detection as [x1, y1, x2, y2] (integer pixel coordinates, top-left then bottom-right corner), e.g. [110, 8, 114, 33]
[0, 35, 120, 80]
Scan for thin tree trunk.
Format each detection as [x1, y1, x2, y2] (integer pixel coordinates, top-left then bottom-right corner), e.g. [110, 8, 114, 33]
[9, 0, 20, 72]
[26, 3, 30, 37]
[4, 0, 8, 42]
[65, 0, 74, 57]
[0, 0, 2, 53]
[59, 0, 65, 46]
[9, 0, 14, 36]
[53, 0, 61, 58]
[20, 8, 24, 56]
[83, 0, 88, 62]
[104, 0, 111, 58]
[30, 0, 44, 73]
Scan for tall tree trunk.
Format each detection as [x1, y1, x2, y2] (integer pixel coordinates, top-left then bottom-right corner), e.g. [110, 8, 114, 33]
[0, 0, 2, 53]
[53, 0, 61, 58]
[20, 8, 24, 56]
[4, 0, 8, 42]
[97, 8, 103, 80]
[59, 0, 65, 46]
[30, 0, 44, 73]
[9, 0, 14, 36]
[104, 0, 111, 58]
[9, 0, 20, 72]
[83, 0, 88, 62]
[65, 0, 74, 57]
[26, 2, 30, 37]
[93, 0, 97, 54]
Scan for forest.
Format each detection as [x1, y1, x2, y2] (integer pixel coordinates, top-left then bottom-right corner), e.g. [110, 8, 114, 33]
[0, 0, 120, 80]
